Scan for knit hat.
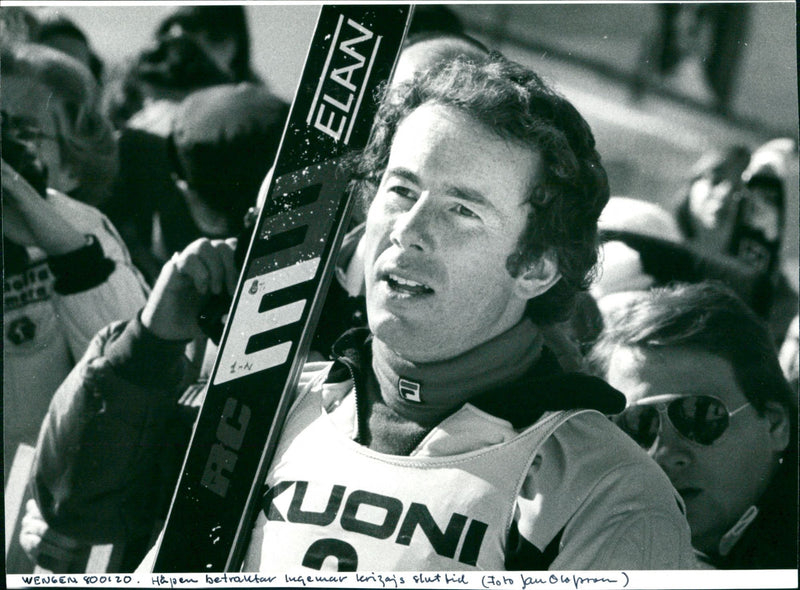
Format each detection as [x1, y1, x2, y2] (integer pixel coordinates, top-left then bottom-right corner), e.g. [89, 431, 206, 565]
[167, 83, 288, 223]
[594, 196, 768, 316]
[743, 138, 795, 184]
[598, 196, 683, 242]
[594, 197, 679, 298]
[741, 138, 794, 215]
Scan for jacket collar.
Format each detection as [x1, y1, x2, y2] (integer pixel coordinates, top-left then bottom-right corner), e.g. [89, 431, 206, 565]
[328, 328, 625, 429]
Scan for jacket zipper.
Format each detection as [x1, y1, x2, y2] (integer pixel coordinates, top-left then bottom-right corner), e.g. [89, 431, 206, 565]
[338, 356, 366, 445]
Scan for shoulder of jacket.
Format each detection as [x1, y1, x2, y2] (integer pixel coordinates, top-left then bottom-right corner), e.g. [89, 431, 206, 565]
[45, 189, 124, 242]
[46, 189, 105, 221]
[298, 361, 337, 390]
[533, 410, 674, 496]
[516, 411, 692, 567]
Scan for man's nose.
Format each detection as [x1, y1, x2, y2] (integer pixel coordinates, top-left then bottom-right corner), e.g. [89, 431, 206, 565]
[389, 193, 435, 252]
[650, 421, 693, 475]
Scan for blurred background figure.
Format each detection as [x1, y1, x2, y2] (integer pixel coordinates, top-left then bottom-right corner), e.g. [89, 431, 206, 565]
[674, 145, 751, 258]
[0, 6, 40, 43]
[90, 5, 274, 284]
[104, 82, 287, 283]
[36, 10, 104, 84]
[152, 5, 258, 83]
[105, 5, 260, 134]
[593, 195, 769, 328]
[735, 139, 799, 345]
[779, 315, 799, 400]
[1, 42, 118, 207]
[590, 282, 797, 569]
[670, 141, 798, 345]
[631, 4, 749, 114]
[2, 42, 149, 572]
[735, 140, 793, 277]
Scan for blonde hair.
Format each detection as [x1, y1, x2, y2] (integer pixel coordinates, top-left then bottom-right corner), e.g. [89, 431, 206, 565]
[2, 42, 118, 205]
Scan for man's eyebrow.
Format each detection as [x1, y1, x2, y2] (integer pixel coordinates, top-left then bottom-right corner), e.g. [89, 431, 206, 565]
[384, 167, 419, 184]
[445, 185, 494, 210]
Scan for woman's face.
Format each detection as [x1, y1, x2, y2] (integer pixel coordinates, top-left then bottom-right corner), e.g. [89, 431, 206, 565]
[1, 74, 77, 194]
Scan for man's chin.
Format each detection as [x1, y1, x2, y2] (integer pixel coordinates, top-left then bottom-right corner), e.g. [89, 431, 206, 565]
[369, 315, 433, 360]
[368, 310, 409, 343]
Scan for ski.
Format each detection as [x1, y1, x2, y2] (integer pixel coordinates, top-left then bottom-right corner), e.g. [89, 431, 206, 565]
[151, 5, 412, 573]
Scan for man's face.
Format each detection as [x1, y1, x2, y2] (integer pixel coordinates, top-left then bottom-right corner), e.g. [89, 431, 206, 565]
[606, 345, 782, 554]
[363, 103, 541, 363]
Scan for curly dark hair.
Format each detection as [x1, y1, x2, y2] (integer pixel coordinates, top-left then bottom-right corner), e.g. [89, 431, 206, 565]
[351, 53, 610, 324]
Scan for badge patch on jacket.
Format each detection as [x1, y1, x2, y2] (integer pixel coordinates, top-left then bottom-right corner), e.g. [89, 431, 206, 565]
[398, 378, 422, 403]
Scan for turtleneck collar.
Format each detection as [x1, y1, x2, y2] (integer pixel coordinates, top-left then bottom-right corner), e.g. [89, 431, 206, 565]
[371, 319, 543, 423]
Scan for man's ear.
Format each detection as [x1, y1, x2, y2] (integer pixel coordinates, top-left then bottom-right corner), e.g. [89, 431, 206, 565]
[514, 250, 561, 300]
[763, 401, 791, 453]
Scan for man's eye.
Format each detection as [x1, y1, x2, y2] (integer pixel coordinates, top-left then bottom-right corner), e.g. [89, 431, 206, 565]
[453, 204, 478, 218]
[388, 185, 416, 199]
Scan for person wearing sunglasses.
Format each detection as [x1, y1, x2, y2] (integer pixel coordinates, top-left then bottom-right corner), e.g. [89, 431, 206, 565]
[589, 281, 797, 568]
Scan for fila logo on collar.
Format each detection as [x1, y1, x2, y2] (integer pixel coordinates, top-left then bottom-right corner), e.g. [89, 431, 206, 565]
[398, 378, 422, 403]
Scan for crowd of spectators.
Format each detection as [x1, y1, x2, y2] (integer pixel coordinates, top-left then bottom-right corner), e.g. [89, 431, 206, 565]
[2, 4, 797, 576]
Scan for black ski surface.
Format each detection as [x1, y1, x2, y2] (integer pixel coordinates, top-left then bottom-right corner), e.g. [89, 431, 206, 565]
[152, 5, 412, 573]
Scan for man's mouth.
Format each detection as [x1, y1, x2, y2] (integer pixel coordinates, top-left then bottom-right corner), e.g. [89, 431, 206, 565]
[384, 273, 434, 296]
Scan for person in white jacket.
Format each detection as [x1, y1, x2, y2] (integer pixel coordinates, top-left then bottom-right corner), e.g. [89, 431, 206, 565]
[2, 42, 149, 478]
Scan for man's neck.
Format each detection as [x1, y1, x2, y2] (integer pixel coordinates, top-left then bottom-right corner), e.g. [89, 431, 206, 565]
[371, 319, 543, 425]
[351, 319, 542, 454]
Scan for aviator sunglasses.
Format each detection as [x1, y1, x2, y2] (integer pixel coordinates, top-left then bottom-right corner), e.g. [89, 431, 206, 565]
[613, 394, 751, 450]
